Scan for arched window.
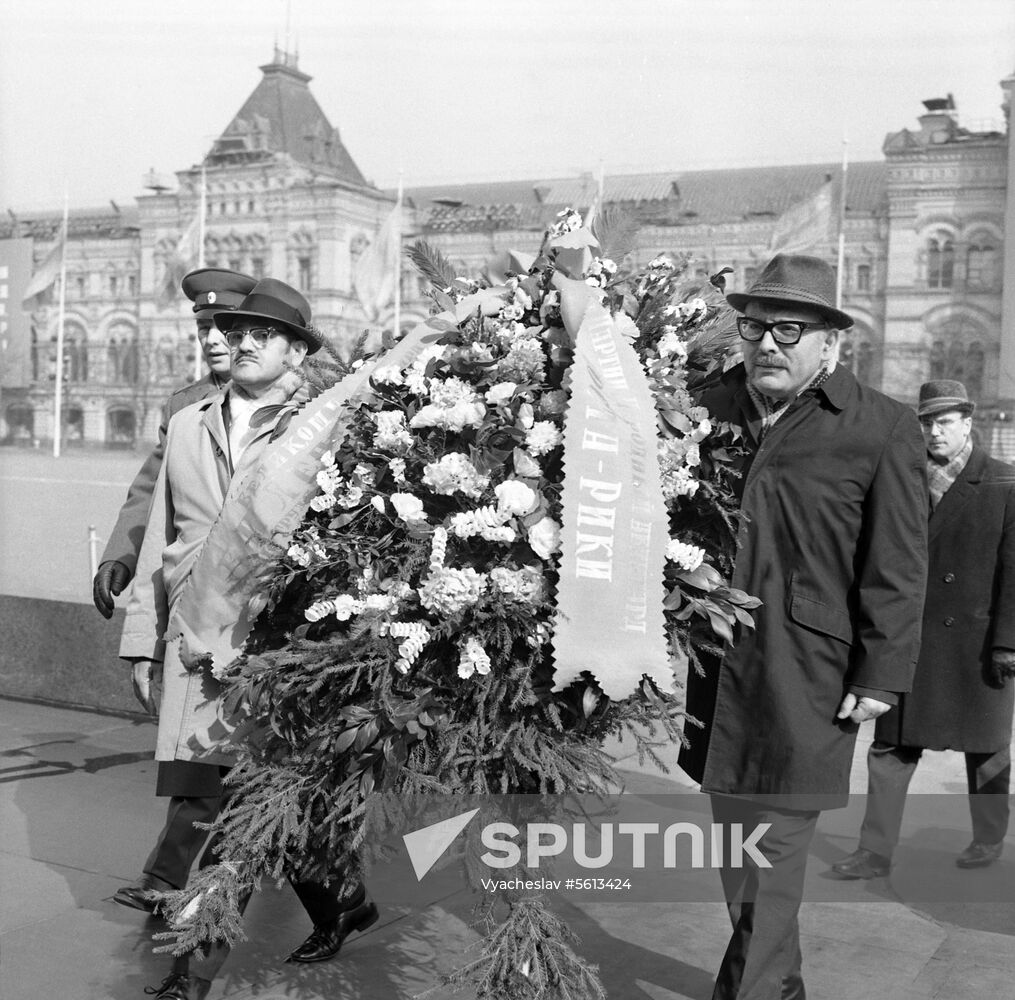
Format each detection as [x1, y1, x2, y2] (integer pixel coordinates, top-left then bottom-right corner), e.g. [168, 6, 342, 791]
[5, 404, 34, 442]
[966, 341, 985, 400]
[107, 408, 136, 446]
[855, 264, 871, 292]
[965, 238, 997, 290]
[927, 235, 954, 289]
[65, 405, 84, 443]
[928, 340, 946, 380]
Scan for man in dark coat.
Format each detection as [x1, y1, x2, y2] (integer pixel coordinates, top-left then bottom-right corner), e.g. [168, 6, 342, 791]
[91, 268, 255, 910]
[832, 379, 1015, 879]
[679, 254, 928, 1000]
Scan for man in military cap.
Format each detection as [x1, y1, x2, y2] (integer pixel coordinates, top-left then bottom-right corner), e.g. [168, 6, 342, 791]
[92, 267, 255, 911]
[124, 278, 376, 1000]
[833, 379, 1015, 880]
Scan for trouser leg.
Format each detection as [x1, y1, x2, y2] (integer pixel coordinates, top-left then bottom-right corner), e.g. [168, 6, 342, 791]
[966, 749, 1011, 845]
[143, 795, 220, 889]
[710, 795, 818, 1000]
[858, 742, 921, 860]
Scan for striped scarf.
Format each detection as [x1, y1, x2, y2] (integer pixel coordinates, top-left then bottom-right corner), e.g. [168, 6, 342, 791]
[927, 436, 972, 511]
[746, 362, 835, 438]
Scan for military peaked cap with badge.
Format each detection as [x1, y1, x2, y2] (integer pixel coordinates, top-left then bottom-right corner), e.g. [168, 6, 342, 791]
[181, 267, 257, 314]
[214, 277, 324, 355]
[726, 253, 855, 331]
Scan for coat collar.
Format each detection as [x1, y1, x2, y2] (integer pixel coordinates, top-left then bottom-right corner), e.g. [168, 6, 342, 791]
[928, 445, 988, 540]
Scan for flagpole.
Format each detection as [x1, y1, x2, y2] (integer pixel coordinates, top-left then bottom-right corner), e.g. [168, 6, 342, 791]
[52, 193, 69, 458]
[194, 167, 207, 382]
[392, 172, 403, 339]
[835, 136, 848, 310]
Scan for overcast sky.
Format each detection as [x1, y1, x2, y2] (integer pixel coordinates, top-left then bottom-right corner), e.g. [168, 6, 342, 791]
[1, 0, 1013, 211]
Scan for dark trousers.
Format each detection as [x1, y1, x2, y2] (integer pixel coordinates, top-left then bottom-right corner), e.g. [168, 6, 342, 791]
[143, 795, 220, 889]
[710, 795, 818, 1000]
[859, 741, 1011, 859]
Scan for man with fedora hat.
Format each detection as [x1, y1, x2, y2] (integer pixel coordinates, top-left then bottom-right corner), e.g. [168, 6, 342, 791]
[94, 267, 255, 913]
[679, 253, 928, 999]
[122, 278, 376, 1000]
[832, 379, 1015, 880]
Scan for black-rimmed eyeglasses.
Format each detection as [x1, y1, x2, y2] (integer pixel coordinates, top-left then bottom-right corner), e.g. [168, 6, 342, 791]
[736, 316, 827, 346]
[226, 326, 284, 350]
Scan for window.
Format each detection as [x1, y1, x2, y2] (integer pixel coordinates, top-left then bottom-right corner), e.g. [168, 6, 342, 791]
[929, 340, 946, 380]
[251, 257, 265, 280]
[109, 275, 118, 297]
[128, 275, 138, 297]
[966, 342, 985, 400]
[927, 236, 954, 289]
[75, 276, 86, 297]
[966, 241, 997, 290]
[856, 264, 871, 292]
[298, 256, 312, 291]
[228, 258, 242, 273]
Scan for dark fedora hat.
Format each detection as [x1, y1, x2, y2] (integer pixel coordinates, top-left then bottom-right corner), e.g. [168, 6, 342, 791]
[726, 254, 854, 330]
[917, 379, 975, 418]
[214, 278, 323, 354]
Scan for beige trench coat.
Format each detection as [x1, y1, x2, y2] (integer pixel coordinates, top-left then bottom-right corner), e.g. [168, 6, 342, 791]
[120, 385, 301, 766]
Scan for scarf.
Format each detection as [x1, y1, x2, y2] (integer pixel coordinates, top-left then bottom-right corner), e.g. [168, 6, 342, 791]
[927, 436, 972, 511]
[746, 361, 835, 438]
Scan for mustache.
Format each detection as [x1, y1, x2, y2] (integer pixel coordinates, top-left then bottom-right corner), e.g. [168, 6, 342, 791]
[752, 355, 787, 368]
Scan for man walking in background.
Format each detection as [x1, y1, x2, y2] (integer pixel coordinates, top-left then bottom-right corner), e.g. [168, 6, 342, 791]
[833, 379, 1015, 880]
[91, 267, 255, 910]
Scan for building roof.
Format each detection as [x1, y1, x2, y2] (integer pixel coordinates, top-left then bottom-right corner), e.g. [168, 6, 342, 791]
[0, 205, 140, 242]
[205, 48, 369, 188]
[405, 161, 888, 233]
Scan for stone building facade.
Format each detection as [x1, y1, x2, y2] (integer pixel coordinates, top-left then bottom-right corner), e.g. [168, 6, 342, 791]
[2, 51, 1013, 453]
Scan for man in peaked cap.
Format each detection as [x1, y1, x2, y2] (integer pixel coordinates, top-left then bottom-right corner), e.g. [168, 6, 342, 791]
[123, 278, 373, 1000]
[679, 254, 928, 999]
[93, 267, 255, 912]
[833, 380, 1015, 880]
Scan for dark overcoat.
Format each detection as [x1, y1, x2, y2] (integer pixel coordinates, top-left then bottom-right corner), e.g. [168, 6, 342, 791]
[679, 364, 928, 807]
[106, 374, 225, 799]
[875, 446, 1015, 751]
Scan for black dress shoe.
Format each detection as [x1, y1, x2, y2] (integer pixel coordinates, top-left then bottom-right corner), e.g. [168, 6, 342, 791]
[830, 847, 891, 879]
[113, 873, 174, 913]
[143, 972, 199, 1000]
[287, 896, 380, 964]
[956, 840, 1004, 868]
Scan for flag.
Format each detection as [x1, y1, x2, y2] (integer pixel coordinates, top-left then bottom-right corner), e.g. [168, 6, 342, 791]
[157, 212, 202, 306]
[768, 180, 834, 255]
[352, 203, 400, 323]
[21, 232, 65, 308]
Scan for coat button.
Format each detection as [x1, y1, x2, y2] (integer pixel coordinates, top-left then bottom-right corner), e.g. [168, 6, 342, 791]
[944, 617, 955, 626]
[943, 573, 955, 583]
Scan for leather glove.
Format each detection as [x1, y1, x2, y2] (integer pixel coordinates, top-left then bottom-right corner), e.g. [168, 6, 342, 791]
[989, 649, 1015, 689]
[92, 560, 131, 619]
[130, 660, 163, 716]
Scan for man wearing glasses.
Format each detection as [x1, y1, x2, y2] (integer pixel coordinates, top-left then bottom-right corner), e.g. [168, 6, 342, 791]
[96, 267, 255, 914]
[679, 254, 928, 999]
[122, 279, 377, 1000]
[833, 379, 1015, 880]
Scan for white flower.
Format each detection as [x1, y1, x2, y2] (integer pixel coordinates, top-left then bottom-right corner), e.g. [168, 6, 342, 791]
[391, 493, 427, 524]
[658, 331, 688, 362]
[422, 453, 489, 498]
[690, 417, 712, 443]
[374, 411, 414, 451]
[371, 495, 386, 513]
[490, 566, 545, 604]
[371, 365, 404, 386]
[410, 398, 487, 433]
[666, 540, 706, 573]
[648, 255, 674, 270]
[501, 302, 525, 322]
[310, 493, 338, 512]
[418, 567, 488, 616]
[485, 382, 518, 405]
[538, 390, 568, 416]
[527, 517, 561, 561]
[513, 449, 542, 478]
[525, 420, 563, 457]
[287, 543, 311, 568]
[389, 621, 431, 672]
[429, 526, 448, 572]
[684, 443, 701, 467]
[457, 637, 492, 679]
[495, 480, 537, 516]
[687, 405, 709, 422]
[388, 457, 407, 483]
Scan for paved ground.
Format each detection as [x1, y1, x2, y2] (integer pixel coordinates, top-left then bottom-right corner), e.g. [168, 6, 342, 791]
[4, 696, 1015, 1000]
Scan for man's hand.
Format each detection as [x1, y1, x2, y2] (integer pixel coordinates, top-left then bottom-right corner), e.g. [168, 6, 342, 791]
[130, 660, 162, 716]
[988, 649, 1015, 689]
[92, 560, 131, 619]
[836, 693, 892, 724]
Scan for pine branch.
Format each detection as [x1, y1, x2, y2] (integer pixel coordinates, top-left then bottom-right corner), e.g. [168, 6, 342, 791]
[407, 239, 460, 293]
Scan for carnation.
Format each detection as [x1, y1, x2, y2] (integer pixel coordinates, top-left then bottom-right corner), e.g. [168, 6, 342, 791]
[374, 411, 414, 452]
[525, 420, 563, 457]
[418, 567, 488, 617]
[422, 453, 490, 498]
[390, 493, 427, 525]
[666, 540, 706, 573]
[495, 480, 537, 516]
